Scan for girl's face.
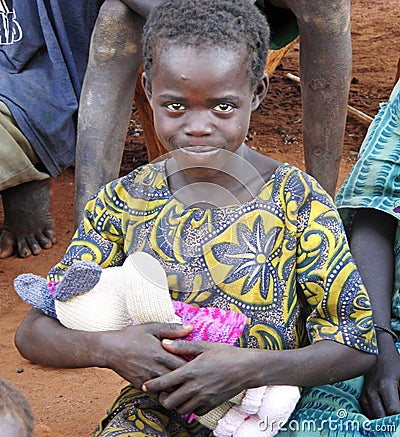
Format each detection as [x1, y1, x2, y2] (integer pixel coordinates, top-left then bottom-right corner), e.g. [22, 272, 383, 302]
[143, 45, 267, 177]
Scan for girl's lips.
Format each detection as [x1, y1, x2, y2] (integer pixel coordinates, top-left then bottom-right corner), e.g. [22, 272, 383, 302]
[176, 146, 221, 163]
[179, 145, 218, 153]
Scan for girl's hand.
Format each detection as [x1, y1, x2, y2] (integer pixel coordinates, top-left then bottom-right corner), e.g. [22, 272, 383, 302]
[142, 339, 255, 415]
[360, 336, 400, 418]
[99, 323, 194, 389]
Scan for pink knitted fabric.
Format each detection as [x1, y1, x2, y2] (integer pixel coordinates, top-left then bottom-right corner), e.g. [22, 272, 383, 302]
[172, 301, 247, 345]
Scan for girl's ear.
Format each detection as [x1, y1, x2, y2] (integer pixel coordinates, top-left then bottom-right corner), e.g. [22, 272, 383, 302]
[251, 74, 269, 111]
[142, 72, 152, 104]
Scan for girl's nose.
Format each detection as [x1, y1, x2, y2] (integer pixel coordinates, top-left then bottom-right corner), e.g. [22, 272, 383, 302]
[184, 111, 213, 136]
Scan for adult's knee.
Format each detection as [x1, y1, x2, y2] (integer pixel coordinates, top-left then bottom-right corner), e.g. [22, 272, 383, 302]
[296, 0, 351, 36]
[90, 0, 145, 65]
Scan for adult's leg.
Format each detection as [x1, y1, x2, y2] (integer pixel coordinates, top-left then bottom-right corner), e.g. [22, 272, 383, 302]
[74, 0, 145, 227]
[270, 0, 352, 198]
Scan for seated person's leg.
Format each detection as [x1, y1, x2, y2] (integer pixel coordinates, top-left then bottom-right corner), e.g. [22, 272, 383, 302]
[268, 0, 351, 198]
[74, 0, 145, 226]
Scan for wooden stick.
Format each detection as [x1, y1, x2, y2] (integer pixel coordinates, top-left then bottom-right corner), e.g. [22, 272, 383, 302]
[346, 105, 374, 125]
[395, 56, 400, 85]
[265, 37, 299, 78]
[285, 72, 374, 125]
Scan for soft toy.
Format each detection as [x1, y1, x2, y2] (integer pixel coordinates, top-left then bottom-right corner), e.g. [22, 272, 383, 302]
[14, 252, 300, 436]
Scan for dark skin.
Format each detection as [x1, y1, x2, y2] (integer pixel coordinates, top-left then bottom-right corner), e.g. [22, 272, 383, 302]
[143, 340, 371, 416]
[349, 209, 400, 418]
[142, 45, 274, 199]
[15, 309, 193, 384]
[73, 0, 155, 226]
[74, 0, 351, 226]
[269, 0, 351, 197]
[0, 0, 151, 256]
[16, 44, 374, 420]
[73, 0, 147, 226]
[15, 309, 374, 417]
[0, 179, 56, 258]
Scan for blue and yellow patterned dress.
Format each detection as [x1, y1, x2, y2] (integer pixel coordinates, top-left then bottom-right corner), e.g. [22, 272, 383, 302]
[49, 161, 377, 436]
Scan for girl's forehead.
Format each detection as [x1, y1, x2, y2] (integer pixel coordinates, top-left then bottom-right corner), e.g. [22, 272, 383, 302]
[152, 45, 249, 77]
[154, 43, 248, 67]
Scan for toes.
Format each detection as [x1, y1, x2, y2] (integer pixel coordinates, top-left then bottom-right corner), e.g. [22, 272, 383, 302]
[36, 231, 56, 249]
[28, 235, 42, 255]
[43, 227, 57, 245]
[16, 237, 33, 258]
[0, 227, 56, 259]
[17, 231, 56, 258]
[0, 230, 15, 258]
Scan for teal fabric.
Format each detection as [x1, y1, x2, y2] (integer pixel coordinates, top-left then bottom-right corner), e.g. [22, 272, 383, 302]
[279, 349, 400, 436]
[281, 79, 400, 437]
[336, 79, 400, 334]
[335, 79, 400, 225]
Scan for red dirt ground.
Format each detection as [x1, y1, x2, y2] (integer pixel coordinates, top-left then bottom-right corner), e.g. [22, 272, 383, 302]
[1, 1, 399, 435]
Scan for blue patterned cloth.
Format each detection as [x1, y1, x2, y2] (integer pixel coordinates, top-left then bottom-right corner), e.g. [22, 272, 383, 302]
[0, 1, 104, 177]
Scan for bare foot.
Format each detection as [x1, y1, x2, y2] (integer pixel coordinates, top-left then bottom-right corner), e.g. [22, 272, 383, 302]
[0, 179, 57, 258]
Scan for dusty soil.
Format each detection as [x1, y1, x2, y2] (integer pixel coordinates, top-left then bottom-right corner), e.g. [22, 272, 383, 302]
[1, 1, 399, 435]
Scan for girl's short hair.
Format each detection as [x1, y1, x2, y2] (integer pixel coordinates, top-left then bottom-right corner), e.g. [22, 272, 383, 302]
[143, 0, 270, 89]
[0, 377, 34, 436]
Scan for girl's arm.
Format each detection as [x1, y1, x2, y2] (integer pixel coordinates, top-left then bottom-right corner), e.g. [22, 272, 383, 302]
[142, 337, 375, 416]
[15, 308, 193, 387]
[350, 208, 400, 418]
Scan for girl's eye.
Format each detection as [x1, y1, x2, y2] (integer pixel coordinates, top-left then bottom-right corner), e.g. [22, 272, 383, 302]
[214, 103, 234, 113]
[166, 103, 185, 111]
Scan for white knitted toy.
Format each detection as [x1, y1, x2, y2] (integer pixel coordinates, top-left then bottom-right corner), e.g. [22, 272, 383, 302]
[58, 252, 182, 330]
[14, 252, 300, 436]
[212, 385, 300, 436]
